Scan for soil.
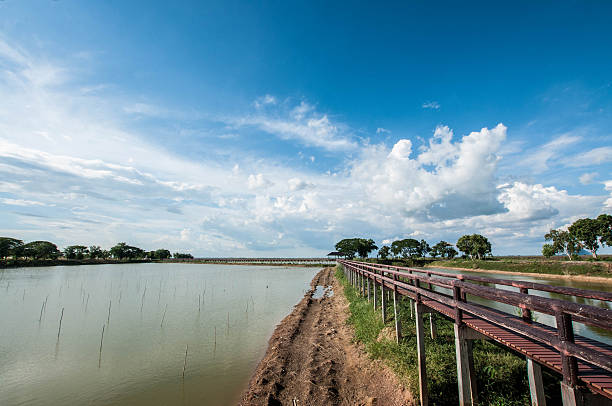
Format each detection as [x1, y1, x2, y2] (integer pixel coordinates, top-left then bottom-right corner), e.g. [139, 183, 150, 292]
[239, 267, 412, 406]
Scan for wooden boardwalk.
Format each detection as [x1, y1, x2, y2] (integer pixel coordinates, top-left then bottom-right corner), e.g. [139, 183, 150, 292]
[339, 259, 612, 406]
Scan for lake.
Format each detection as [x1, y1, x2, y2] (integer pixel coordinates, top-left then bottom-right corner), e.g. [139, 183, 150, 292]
[0, 263, 319, 406]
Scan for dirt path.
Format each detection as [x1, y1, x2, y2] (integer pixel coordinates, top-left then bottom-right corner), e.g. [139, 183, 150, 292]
[239, 267, 412, 406]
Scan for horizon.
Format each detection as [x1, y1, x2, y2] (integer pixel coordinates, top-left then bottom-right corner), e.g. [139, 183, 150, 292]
[1, 1, 611, 256]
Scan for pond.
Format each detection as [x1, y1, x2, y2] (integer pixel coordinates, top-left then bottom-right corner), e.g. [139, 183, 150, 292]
[0, 263, 319, 406]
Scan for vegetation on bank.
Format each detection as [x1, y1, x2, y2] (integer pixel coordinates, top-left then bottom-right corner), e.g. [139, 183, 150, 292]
[334, 264, 562, 405]
[0, 236, 193, 267]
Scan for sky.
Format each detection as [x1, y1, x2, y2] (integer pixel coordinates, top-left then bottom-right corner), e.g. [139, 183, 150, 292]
[0, 1, 611, 256]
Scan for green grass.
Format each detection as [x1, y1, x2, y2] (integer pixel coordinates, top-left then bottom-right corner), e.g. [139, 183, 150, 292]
[335, 264, 562, 405]
[429, 258, 612, 277]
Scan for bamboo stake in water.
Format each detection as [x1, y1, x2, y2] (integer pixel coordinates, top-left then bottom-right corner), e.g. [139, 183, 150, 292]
[57, 307, 64, 339]
[182, 344, 188, 379]
[98, 324, 105, 368]
[85, 293, 90, 313]
[160, 304, 168, 328]
[140, 286, 147, 313]
[39, 300, 45, 323]
[107, 300, 112, 326]
[198, 294, 201, 313]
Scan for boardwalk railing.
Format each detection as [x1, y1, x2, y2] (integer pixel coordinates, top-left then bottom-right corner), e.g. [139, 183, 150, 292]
[339, 259, 612, 406]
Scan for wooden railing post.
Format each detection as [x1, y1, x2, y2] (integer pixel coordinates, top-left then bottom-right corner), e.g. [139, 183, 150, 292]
[392, 271, 402, 343]
[556, 312, 583, 406]
[453, 282, 478, 406]
[367, 274, 371, 303]
[415, 301, 429, 406]
[520, 287, 532, 323]
[373, 268, 378, 310]
[527, 357, 547, 406]
[381, 269, 387, 322]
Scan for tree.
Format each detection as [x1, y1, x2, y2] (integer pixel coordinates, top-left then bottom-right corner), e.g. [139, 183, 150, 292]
[356, 239, 378, 258]
[64, 245, 89, 260]
[456, 234, 491, 260]
[89, 246, 104, 259]
[0, 237, 23, 259]
[110, 242, 145, 260]
[390, 239, 423, 258]
[149, 249, 171, 260]
[597, 214, 612, 248]
[419, 240, 430, 258]
[543, 229, 580, 260]
[22, 241, 60, 260]
[568, 218, 602, 258]
[378, 245, 391, 260]
[542, 244, 556, 258]
[430, 241, 457, 259]
[173, 252, 193, 259]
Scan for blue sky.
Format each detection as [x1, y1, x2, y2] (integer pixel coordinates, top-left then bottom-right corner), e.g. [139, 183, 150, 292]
[0, 1, 611, 256]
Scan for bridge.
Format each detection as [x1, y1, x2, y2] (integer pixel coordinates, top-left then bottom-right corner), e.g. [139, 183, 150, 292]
[165, 257, 337, 265]
[339, 259, 612, 406]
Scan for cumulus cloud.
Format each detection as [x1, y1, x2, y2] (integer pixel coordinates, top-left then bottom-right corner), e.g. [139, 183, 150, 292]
[352, 124, 507, 218]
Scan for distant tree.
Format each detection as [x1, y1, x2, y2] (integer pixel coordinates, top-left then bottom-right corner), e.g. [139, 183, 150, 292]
[456, 234, 491, 260]
[378, 245, 391, 260]
[173, 252, 194, 259]
[597, 214, 612, 248]
[22, 241, 60, 260]
[430, 241, 457, 259]
[390, 238, 423, 258]
[356, 239, 378, 258]
[150, 249, 171, 260]
[64, 245, 89, 260]
[568, 218, 602, 259]
[0, 237, 23, 259]
[89, 245, 104, 259]
[419, 239, 430, 258]
[544, 229, 580, 260]
[541, 244, 556, 258]
[110, 242, 145, 260]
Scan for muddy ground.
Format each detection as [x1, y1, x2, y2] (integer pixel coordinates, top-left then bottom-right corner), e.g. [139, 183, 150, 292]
[239, 267, 412, 406]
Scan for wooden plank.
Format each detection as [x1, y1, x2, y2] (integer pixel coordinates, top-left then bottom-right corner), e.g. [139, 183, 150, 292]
[415, 303, 429, 406]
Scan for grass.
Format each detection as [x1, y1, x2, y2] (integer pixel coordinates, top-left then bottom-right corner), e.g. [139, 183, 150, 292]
[429, 258, 612, 278]
[335, 264, 562, 405]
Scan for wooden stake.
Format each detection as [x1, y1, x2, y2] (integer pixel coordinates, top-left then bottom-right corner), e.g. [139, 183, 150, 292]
[98, 324, 105, 368]
[160, 304, 168, 328]
[57, 307, 64, 339]
[182, 344, 188, 379]
[107, 300, 112, 326]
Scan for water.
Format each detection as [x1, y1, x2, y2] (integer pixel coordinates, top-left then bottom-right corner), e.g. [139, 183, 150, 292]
[0, 263, 319, 406]
[426, 267, 612, 345]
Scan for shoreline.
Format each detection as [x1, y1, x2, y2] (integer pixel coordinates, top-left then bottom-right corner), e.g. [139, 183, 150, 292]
[425, 264, 612, 284]
[239, 267, 411, 405]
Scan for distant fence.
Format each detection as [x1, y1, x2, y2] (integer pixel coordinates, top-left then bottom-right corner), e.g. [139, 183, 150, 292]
[339, 259, 612, 406]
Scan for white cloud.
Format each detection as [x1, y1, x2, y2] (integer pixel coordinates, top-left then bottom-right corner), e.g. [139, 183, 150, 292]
[518, 133, 581, 173]
[0, 198, 48, 206]
[233, 100, 358, 151]
[376, 127, 391, 134]
[247, 173, 273, 190]
[422, 101, 440, 109]
[288, 178, 314, 191]
[568, 147, 612, 167]
[579, 172, 598, 185]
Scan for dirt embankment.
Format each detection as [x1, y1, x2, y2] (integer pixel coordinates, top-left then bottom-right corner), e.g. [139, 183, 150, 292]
[239, 267, 412, 406]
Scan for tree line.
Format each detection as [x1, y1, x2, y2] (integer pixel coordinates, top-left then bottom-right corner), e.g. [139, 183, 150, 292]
[0, 237, 193, 261]
[542, 214, 611, 259]
[334, 234, 491, 260]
